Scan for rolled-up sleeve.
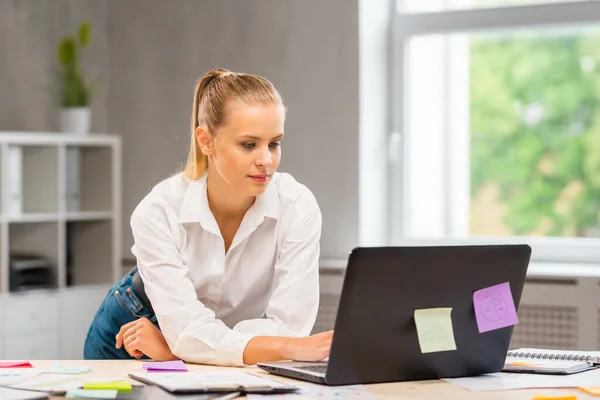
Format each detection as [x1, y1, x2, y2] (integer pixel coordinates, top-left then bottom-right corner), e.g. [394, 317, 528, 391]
[131, 203, 254, 367]
[233, 208, 322, 338]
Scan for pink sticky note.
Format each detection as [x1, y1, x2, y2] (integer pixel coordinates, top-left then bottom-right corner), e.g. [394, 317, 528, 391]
[473, 282, 518, 333]
[0, 361, 33, 368]
[143, 360, 188, 372]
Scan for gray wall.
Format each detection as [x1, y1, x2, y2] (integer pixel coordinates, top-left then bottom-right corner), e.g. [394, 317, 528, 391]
[0, 0, 110, 133]
[108, 0, 359, 260]
[0, 0, 359, 261]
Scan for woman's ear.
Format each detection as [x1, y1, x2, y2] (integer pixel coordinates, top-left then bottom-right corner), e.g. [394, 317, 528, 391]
[195, 126, 213, 155]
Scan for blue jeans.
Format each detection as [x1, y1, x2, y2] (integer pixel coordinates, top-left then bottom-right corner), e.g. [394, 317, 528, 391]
[83, 266, 159, 359]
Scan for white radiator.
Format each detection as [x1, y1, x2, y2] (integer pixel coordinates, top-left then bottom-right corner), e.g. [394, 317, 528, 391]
[314, 265, 600, 351]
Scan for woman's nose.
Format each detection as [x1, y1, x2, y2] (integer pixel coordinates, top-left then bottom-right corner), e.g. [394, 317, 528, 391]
[256, 147, 273, 167]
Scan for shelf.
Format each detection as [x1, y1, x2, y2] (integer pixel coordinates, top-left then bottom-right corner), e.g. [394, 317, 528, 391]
[65, 211, 113, 221]
[66, 146, 113, 212]
[0, 132, 121, 295]
[6, 213, 60, 223]
[1, 212, 113, 223]
[9, 222, 59, 292]
[0, 222, 5, 293]
[0, 146, 3, 216]
[7, 145, 60, 214]
[66, 220, 113, 286]
[0, 132, 120, 147]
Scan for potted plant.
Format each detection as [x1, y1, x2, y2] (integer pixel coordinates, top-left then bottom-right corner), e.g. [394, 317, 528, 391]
[57, 22, 93, 134]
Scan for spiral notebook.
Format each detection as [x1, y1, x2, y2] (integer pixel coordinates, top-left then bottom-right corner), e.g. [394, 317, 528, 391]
[503, 348, 600, 375]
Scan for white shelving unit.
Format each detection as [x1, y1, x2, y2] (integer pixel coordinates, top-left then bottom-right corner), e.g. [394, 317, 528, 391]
[0, 132, 122, 359]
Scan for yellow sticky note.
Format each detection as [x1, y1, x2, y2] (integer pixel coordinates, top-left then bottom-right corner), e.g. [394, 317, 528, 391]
[83, 381, 132, 392]
[532, 396, 577, 400]
[511, 362, 541, 367]
[580, 386, 600, 395]
[414, 308, 457, 354]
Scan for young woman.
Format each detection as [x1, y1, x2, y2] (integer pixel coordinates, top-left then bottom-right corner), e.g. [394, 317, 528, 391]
[83, 68, 332, 366]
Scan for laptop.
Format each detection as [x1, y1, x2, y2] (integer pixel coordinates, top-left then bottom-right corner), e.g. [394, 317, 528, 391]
[258, 244, 531, 386]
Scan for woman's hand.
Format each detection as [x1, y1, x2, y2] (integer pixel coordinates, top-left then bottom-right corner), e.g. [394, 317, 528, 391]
[284, 330, 333, 361]
[243, 330, 334, 365]
[115, 317, 178, 361]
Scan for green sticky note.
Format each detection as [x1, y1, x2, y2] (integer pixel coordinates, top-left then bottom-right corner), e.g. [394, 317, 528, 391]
[83, 381, 132, 392]
[414, 308, 457, 354]
[46, 364, 91, 374]
[66, 389, 118, 399]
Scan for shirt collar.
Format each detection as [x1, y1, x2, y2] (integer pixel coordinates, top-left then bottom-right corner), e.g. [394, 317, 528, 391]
[178, 173, 280, 229]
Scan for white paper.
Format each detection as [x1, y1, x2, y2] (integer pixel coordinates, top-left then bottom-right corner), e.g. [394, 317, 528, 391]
[129, 371, 292, 391]
[246, 382, 377, 399]
[9, 374, 88, 392]
[0, 369, 42, 386]
[0, 387, 49, 400]
[444, 368, 600, 391]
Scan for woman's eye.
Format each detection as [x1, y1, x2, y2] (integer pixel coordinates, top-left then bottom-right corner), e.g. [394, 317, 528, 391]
[269, 142, 281, 149]
[242, 142, 255, 149]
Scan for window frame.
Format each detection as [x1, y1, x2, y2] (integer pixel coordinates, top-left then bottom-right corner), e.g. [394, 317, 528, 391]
[390, 0, 600, 263]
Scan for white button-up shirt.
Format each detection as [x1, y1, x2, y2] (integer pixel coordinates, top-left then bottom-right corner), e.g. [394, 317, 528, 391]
[130, 172, 321, 366]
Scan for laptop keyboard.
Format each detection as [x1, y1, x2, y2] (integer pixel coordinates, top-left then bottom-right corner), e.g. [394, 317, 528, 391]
[296, 365, 327, 374]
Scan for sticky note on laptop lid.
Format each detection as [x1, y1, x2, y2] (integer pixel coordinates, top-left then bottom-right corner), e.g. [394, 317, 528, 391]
[473, 282, 518, 333]
[143, 360, 188, 372]
[414, 308, 457, 354]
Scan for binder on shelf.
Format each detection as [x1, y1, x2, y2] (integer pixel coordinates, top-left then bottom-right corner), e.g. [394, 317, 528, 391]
[65, 148, 80, 212]
[6, 146, 23, 216]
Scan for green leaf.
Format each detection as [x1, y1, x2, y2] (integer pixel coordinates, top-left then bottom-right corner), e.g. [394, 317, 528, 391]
[78, 22, 91, 48]
[57, 38, 76, 67]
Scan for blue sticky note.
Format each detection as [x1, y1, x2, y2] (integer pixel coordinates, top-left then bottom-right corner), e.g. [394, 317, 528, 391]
[66, 389, 118, 399]
[46, 363, 91, 374]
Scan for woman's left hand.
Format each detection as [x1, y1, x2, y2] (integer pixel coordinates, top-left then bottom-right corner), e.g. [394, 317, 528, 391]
[115, 317, 178, 361]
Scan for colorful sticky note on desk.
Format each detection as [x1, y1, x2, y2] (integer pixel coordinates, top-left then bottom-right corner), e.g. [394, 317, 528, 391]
[531, 396, 577, 400]
[143, 360, 188, 372]
[66, 389, 118, 399]
[414, 308, 457, 354]
[0, 361, 33, 368]
[46, 361, 91, 374]
[508, 361, 541, 367]
[83, 381, 132, 392]
[580, 386, 600, 396]
[473, 282, 518, 333]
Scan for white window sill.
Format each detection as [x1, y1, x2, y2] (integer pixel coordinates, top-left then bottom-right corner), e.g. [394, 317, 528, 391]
[320, 259, 600, 279]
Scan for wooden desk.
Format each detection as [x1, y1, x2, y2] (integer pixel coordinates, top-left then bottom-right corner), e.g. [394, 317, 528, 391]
[22, 360, 592, 399]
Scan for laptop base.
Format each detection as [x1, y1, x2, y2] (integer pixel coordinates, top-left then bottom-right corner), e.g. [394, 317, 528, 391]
[257, 362, 327, 385]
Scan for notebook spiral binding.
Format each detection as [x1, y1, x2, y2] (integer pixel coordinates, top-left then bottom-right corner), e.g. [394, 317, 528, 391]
[506, 351, 595, 362]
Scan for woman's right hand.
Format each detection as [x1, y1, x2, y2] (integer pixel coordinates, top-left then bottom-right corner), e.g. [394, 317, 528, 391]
[243, 330, 334, 365]
[284, 330, 333, 362]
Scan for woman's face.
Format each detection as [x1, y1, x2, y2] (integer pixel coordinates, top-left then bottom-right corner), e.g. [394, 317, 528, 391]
[197, 101, 285, 196]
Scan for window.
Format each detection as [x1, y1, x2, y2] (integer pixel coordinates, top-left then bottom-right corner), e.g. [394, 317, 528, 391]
[392, 1, 600, 262]
[400, 0, 586, 13]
